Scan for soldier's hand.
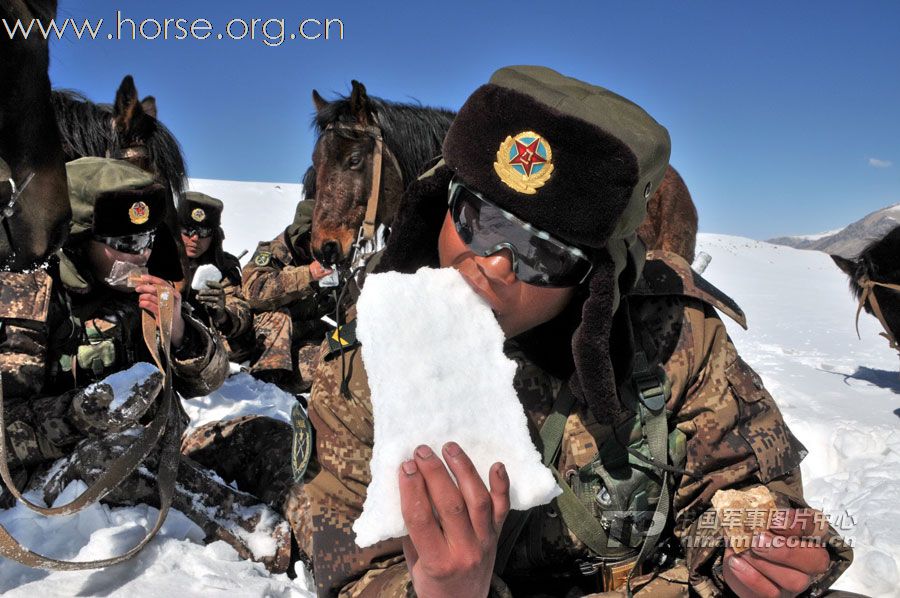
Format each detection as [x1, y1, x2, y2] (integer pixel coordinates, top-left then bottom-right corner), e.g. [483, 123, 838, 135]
[197, 281, 228, 326]
[309, 260, 333, 281]
[135, 275, 185, 348]
[398, 442, 510, 598]
[723, 508, 831, 598]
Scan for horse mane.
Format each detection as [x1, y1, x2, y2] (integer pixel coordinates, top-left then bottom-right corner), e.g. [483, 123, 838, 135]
[51, 89, 188, 198]
[842, 225, 900, 306]
[313, 94, 456, 187]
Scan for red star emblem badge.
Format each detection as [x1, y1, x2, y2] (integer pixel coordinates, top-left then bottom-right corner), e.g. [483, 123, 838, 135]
[508, 137, 547, 176]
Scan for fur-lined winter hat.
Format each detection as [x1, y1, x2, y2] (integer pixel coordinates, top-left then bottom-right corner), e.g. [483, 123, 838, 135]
[444, 65, 670, 248]
[378, 66, 671, 421]
[66, 157, 166, 238]
[179, 191, 223, 230]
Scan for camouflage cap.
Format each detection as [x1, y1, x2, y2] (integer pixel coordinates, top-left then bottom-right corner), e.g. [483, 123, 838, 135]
[179, 191, 223, 229]
[65, 157, 166, 238]
[442, 65, 671, 249]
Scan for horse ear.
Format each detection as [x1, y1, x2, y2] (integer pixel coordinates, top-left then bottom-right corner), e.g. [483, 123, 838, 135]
[349, 80, 371, 125]
[831, 254, 857, 277]
[312, 90, 329, 113]
[141, 96, 158, 119]
[113, 75, 145, 134]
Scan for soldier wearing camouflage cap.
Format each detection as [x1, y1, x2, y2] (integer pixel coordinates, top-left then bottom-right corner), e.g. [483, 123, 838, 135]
[178, 191, 253, 359]
[300, 67, 852, 597]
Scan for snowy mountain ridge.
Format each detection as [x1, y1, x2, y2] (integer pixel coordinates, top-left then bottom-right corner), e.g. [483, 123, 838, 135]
[769, 203, 900, 258]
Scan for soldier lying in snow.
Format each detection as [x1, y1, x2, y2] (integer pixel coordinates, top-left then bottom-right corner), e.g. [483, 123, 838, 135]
[0, 157, 291, 571]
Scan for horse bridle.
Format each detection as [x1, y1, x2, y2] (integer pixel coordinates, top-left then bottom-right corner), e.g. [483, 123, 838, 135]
[0, 171, 36, 259]
[322, 120, 403, 268]
[854, 275, 900, 352]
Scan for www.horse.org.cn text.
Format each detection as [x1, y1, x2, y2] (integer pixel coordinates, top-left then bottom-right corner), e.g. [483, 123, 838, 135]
[2, 11, 346, 46]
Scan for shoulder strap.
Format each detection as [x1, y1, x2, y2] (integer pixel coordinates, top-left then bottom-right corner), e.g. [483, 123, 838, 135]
[0, 287, 181, 569]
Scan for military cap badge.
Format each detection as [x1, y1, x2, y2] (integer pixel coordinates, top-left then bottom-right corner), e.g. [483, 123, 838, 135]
[494, 131, 554, 194]
[129, 201, 150, 225]
[191, 208, 207, 223]
[254, 251, 272, 267]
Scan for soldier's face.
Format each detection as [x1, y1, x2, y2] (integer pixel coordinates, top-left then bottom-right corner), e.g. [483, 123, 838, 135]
[438, 211, 576, 338]
[86, 239, 151, 287]
[181, 231, 212, 258]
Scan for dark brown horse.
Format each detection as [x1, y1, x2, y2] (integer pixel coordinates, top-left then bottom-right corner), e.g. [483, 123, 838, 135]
[832, 225, 900, 353]
[52, 75, 187, 199]
[0, 0, 70, 271]
[637, 165, 698, 264]
[309, 81, 455, 266]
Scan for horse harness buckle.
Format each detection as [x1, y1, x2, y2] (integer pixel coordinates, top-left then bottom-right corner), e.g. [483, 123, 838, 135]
[576, 555, 642, 592]
[1, 172, 35, 220]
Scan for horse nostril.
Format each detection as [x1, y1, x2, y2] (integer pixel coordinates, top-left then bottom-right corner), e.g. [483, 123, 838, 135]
[321, 240, 342, 266]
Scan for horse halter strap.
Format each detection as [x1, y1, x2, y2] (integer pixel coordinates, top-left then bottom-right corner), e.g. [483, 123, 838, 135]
[324, 121, 402, 245]
[0, 171, 34, 222]
[855, 275, 900, 351]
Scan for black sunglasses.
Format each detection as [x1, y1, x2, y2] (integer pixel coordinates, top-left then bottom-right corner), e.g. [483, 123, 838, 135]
[448, 178, 593, 287]
[181, 225, 214, 239]
[95, 231, 155, 255]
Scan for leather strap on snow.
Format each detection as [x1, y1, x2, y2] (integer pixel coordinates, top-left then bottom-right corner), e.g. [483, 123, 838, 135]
[0, 286, 181, 569]
[855, 276, 900, 352]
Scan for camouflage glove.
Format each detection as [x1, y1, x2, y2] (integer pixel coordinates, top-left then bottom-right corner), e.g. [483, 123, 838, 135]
[196, 281, 229, 327]
[69, 363, 164, 435]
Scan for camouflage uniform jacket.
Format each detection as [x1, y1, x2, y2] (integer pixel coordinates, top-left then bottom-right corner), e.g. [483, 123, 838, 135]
[298, 252, 852, 597]
[185, 252, 253, 340]
[243, 231, 317, 314]
[1, 255, 228, 470]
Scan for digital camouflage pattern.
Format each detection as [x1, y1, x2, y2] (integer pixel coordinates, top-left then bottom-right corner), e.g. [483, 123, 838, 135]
[242, 230, 333, 385]
[0, 255, 296, 571]
[300, 252, 852, 597]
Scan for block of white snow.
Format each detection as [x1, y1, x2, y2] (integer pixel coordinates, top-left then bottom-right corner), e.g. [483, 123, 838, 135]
[192, 264, 223, 291]
[353, 267, 561, 548]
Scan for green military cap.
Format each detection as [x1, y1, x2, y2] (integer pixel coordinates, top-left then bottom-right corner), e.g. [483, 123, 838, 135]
[442, 65, 671, 249]
[65, 157, 166, 238]
[179, 191, 224, 229]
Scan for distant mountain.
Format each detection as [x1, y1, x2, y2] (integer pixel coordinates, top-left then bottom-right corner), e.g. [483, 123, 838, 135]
[768, 203, 900, 257]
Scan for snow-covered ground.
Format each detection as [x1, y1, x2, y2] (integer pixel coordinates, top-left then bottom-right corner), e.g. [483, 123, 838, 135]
[698, 233, 900, 597]
[1, 179, 897, 596]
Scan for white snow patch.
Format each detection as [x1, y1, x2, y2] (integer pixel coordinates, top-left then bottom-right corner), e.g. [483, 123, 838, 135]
[182, 372, 298, 433]
[353, 267, 561, 548]
[85, 363, 160, 411]
[191, 264, 223, 291]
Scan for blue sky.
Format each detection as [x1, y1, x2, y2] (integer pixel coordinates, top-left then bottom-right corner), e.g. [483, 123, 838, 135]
[44, 0, 900, 240]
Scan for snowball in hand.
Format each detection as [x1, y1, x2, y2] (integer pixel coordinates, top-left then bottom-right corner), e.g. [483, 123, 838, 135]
[352, 267, 562, 548]
[191, 264, 222, 291]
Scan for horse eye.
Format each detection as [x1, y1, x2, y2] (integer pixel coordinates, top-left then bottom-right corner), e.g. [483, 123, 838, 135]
[347, 153, 364, 169]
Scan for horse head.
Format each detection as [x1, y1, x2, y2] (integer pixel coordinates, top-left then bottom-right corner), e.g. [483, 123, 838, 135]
[110, 75, 160, 172]
[0, 0, 71, 270]
[832, 225, 900, 349]
[309, 81, 405, 266]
